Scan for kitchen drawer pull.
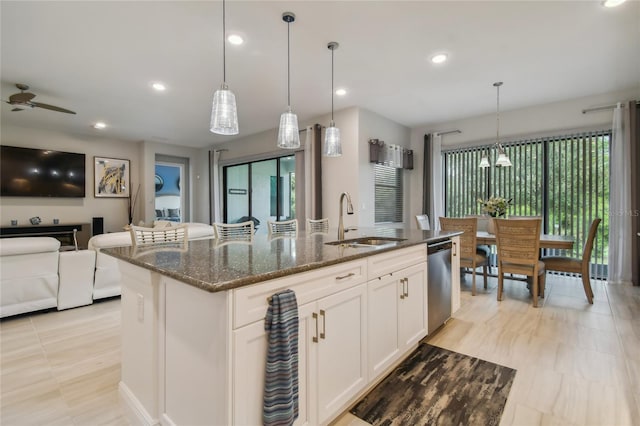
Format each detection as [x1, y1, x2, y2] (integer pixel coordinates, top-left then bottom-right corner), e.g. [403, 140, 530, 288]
[336, 272, 355, 280]
[404, 278, 409, 297]
[452, 241, 457, 257]
[320, 310, 326, 339]
[400, 279, 405, 299]
[312, 312, 319, 343]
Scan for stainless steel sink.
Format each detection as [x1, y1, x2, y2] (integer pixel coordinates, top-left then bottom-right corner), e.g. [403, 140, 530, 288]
[325, 236, 406, 248]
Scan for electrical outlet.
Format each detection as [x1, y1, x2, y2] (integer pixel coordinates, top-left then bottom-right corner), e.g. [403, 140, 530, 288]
[137, 293, 144, 321]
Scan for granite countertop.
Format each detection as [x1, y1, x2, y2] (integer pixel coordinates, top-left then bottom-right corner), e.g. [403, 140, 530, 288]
[102, 228, 460, 293]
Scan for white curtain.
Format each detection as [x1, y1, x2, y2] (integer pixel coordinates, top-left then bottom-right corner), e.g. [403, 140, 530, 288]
[608, 103, 633, 284]
[210, 150, 223, 224]
[429, 133, 444, 231]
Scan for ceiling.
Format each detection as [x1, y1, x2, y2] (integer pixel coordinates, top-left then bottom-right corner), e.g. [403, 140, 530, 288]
[1, 1, 639, 149]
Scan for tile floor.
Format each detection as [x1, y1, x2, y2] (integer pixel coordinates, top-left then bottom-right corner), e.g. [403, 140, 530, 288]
[2, 274, 639, 426]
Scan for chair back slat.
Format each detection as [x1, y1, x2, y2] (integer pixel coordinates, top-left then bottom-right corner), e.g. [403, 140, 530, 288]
[267, 219, 298, 237]
[439, 217, 478, 260]
[214, 221, 254, 241]
[494, 218, 542, 265]
[129, 224, 188, 248]
[306, 218, 329, 234]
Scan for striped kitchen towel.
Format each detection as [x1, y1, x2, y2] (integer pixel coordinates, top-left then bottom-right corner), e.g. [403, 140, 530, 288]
[263, 289, 299, 426]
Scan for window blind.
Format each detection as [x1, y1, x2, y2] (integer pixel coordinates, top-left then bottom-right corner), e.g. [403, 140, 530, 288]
[375, 164, 403, 223]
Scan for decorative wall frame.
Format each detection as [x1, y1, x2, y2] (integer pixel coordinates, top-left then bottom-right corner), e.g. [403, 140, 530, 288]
[94, 157, 130, 198]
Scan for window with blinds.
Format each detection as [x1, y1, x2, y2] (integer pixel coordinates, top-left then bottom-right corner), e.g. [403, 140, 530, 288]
[443, 130, 610, 277]
[374, 164, 403, 223]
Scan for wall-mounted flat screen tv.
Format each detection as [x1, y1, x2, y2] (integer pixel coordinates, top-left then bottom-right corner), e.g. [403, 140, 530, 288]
[0, 145, 86, 198]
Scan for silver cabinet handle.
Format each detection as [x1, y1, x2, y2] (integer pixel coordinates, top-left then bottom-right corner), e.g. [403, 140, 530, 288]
[336, 272, 355, 280]
[400, 279, 405, 299]
[404, 278, 409, 298]
[312, 312, 319, 343]
[320, 310, 326, 339]
[452, 242, 457, 257]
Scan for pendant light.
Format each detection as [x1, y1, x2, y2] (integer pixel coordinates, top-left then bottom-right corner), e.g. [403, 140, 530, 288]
[277, 12, 300, 149]
[210, 0, 239, 135]
[323, 42, 341, 157]
[479, 82, 512, 168]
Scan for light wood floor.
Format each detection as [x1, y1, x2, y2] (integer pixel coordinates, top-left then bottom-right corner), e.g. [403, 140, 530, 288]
[2, 275, 639, 426]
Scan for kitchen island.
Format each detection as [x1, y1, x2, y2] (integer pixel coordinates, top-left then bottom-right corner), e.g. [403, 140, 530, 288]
[104, 228, 461, 426]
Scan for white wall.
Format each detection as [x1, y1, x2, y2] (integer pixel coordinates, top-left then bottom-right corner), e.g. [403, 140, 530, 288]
[0, 124, 140, 233]
[408, 88, 640, 221]
[0, 124, 209, 232]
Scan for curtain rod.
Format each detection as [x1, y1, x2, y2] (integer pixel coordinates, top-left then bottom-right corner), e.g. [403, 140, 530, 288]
[581, 101, 639, 114]
[435, 129, 461, 136]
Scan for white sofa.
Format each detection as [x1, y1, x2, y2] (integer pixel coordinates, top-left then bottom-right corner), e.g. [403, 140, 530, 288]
[88, 222, 215, 300]
[0, 222, 215, 318]
[0, 237, 61, 318]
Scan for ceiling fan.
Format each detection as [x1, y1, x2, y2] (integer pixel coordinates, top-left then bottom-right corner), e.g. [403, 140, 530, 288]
[4, 83, 76, 114]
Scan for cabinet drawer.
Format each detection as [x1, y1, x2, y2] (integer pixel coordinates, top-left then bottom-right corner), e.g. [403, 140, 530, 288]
[233, 259, 367, 329]
[367, 244, 427, 280]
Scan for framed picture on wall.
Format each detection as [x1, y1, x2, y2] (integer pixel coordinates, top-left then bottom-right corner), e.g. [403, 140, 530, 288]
[94, 157, 130, 198]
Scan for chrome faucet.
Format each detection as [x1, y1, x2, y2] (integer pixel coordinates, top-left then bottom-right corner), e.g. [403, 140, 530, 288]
[338, 192, 354, 240]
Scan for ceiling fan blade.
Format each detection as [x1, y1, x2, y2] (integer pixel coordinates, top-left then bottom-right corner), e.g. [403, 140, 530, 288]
[9, 92, 36, 103]
[31, 102, 76, 115]
[11, 108, 25, 112]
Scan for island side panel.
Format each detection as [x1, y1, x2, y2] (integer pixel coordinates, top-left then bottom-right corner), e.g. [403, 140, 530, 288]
[162, 277, 231, 426]
[118, 261, 162, 425]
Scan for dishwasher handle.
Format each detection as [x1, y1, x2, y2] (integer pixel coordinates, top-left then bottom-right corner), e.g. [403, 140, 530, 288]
[427, 240, 452, 255]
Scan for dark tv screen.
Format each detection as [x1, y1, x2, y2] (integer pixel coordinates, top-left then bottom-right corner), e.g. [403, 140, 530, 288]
[1, 145, 86, 198]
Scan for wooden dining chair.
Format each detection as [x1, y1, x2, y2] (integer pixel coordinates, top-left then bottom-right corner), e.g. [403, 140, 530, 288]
[541, 218, 601, 304]
[439, 217, 488, 296]
[494, 218, 545, 307]
[267, 219, 298, 237]
[214, 221, 254, 241]
[306, 218, 329, 234]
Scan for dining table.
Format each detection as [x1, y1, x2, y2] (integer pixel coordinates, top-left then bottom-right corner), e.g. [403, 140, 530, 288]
[476, 231, 574, 250]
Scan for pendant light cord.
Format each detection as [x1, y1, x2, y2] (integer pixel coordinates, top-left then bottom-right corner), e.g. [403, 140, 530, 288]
[331, 47, 334, 122]
[496, 84, 500, 147]
[222, 0, 226, 84]
[287, 20, 291, 107]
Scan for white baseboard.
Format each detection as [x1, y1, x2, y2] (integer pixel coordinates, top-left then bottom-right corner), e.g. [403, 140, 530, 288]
[119, 381, 159, 426]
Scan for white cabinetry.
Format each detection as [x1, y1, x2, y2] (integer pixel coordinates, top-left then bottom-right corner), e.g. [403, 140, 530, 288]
[451, 235, 461, 314]
[232, 260, 367, 426]
[367, 245, 427, 378]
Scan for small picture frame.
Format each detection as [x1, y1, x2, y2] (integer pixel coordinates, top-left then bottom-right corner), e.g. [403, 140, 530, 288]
[94, 157, 130, 198]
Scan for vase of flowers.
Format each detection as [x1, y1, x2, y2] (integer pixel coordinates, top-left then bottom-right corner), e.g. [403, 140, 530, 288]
[478, 196, 512, 234]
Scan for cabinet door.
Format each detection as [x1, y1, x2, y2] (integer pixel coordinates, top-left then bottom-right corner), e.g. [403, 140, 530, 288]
[233, 302, 315, 426]
[398, 263, 428, 350]
[367, 274, 400, 378]
[451, 236, 461, 314]
[316, 284, 367, 424]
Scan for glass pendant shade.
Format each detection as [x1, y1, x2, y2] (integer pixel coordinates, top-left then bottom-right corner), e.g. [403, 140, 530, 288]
[277, 107, 300, 149]
[323, 122, 341, 157]
[496, 152, 513, 167]
[479, 155, 491, 168]
[210, 84, 239, 135]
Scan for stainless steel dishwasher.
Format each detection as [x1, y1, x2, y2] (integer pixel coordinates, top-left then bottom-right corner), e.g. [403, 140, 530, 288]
[427, 239, 452, 334]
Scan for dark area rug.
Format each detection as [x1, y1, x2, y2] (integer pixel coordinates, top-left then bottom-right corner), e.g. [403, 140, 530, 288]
[350, 343, 516, 426]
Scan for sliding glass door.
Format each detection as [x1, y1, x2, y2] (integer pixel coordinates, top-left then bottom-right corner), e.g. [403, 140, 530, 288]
[223, 156, 296, 234]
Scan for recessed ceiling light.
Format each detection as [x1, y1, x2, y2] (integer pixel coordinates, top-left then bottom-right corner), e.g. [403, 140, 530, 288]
[93, 122, 107, 130]
[430, 53, 448, 64]
[227, 34, 244, 45]
[602, 0, 627, 7]
[335, 88, 347, 96]
[152, 82, 166, 91]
